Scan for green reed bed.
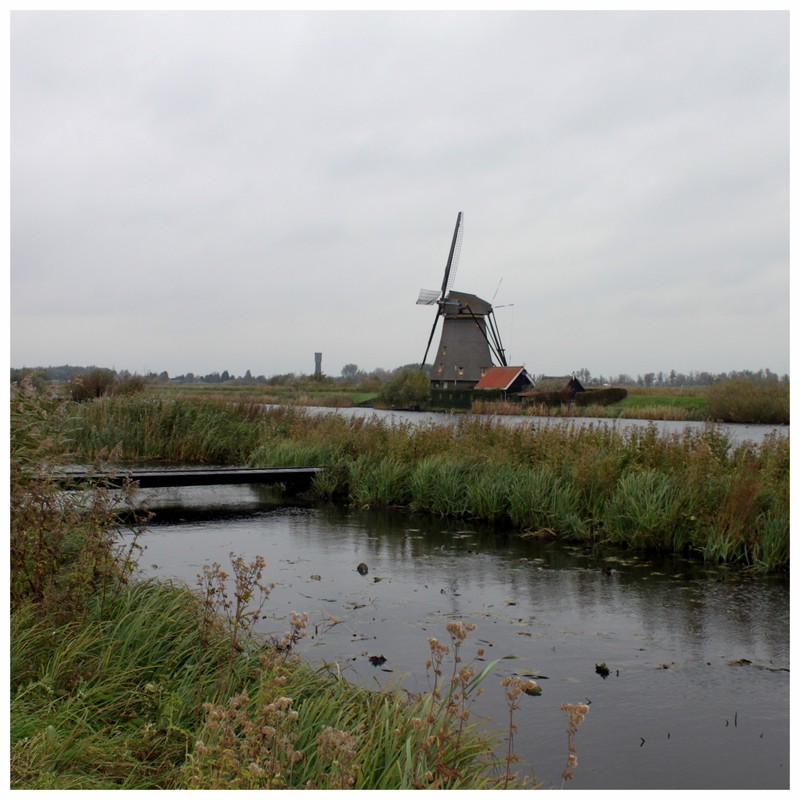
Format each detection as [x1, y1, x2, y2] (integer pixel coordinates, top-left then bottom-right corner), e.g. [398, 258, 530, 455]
[65, 397, 789, 570]
[70, 396, 268, 463]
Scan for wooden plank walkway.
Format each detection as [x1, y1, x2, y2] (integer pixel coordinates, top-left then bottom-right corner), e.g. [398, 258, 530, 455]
[58, 467, 323, 490]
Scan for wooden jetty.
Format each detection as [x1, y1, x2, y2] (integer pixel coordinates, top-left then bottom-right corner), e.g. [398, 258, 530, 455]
[57, 467, 323, 490]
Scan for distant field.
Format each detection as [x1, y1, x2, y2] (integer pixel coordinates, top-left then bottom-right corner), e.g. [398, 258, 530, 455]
[146, 379, 786, 425]
[153, 383, 379, 408]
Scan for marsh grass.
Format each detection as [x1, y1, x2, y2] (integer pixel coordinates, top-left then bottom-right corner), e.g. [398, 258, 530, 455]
[705, 378, 789, 425]
[65, 397, 789, 569]
[183, 615, 517, 790]
[509, 467, 590, 538]
[473, 395, 707, 421]
[587, 403, 706, 421]
[11, 517, 532, 791]
[348, 455, 412, 508]
[474, 382, 789, 425]
[409, 456, 477, 517]
[602, 469, 690, 550]
[153, 382, 377, 410]
[12, 575, 529, 790]
[11, 582, 223, 788]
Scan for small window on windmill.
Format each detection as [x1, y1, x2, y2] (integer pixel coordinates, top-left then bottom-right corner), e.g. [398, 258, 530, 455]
[480, 367, 487, 377]
[442, 346, 447, 356]
[437, 363, 444, 374]
[458, 366, 464, 376]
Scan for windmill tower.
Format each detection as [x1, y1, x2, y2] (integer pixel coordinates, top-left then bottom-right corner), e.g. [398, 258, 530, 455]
[417, 212, 507, 388]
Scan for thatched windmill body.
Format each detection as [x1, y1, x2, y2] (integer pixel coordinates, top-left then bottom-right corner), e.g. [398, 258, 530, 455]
[417, 212, 507, 388]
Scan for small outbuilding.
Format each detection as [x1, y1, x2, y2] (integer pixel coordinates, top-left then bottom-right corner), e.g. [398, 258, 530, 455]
[474, 366, 534, 397]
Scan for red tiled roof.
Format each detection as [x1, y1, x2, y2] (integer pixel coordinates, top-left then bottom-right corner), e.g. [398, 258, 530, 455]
[474, 366, 527, 390]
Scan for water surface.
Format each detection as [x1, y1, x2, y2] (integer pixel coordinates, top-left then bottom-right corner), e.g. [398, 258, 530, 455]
[135, 486, 789, 790]
[294, 404, 786, 445]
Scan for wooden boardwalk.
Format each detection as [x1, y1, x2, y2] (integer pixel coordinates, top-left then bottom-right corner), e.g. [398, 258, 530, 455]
[58, 467, 322, 490]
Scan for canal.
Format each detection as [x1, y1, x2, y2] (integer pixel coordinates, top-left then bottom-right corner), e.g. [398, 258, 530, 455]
[133, 483, 789, 790]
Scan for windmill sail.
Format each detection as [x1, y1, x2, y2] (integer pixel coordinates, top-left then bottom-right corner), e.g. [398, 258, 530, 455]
[416, 288, 441, 305]
[441, 211, 463, 298]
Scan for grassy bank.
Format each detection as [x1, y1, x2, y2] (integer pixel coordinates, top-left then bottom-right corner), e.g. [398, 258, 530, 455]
[68, 395, 789, 571]
[12, 581, 526, 790]
[11, 381, 578, 790]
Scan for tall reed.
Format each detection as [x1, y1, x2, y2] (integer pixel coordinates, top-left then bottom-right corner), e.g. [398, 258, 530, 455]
[63, 398, 789, 570]
[705, 378, 789, 425]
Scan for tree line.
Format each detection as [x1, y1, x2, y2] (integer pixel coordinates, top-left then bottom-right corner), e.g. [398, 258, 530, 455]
[571, 367, 787, 388]
[10, 363, 789, 390]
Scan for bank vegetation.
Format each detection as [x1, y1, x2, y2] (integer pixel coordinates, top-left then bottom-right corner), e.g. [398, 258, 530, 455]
[69, 394, 788, 572]
[12, 381, 588, 790]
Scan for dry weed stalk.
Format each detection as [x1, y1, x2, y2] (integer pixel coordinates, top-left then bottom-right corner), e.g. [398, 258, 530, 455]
[501, 676, 540, 788]
[313, 724, 362, 789]
[197, 552, 275, 660]
[412, 620, 489, 788]
[560, 702, 590, 786]
[189, 690, 304, 789]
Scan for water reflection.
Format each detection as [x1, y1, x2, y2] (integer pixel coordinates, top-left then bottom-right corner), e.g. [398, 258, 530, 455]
[136, 488, 789, 790]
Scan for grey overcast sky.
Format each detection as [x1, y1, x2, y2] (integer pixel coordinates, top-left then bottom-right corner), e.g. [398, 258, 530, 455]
[9, 8, 790, 380]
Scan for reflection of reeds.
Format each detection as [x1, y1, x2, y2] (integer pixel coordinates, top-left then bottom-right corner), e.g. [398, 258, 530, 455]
[67, 398, 789, 570]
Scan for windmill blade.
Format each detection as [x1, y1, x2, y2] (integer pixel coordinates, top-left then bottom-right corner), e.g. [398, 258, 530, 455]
[416, 288, 441, 305]
[487, 310, 508, 367]
[492, 277, 503, 302]
[440, 212, 464, 298]
[421, 311, 441, 368]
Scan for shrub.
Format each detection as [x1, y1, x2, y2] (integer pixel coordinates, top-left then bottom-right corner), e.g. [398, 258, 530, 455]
[522, 390, 572, 407]
[377, 370, 430, 409]
[574, 387, 628, 406]
[69, 368, 117, 401]
[10, 380, 147, 612]
[68, 370, 147, 402]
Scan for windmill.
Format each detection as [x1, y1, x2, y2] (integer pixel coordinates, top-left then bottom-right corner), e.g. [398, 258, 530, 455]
[417, 212, 508, 388]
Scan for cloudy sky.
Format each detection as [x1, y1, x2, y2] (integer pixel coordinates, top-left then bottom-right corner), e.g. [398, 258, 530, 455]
[10, 8, 790, 380]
